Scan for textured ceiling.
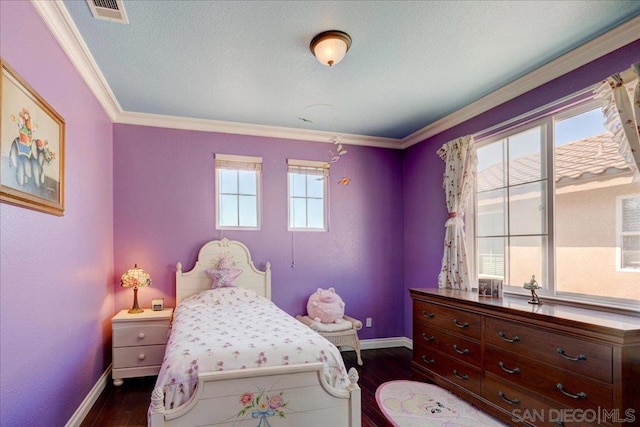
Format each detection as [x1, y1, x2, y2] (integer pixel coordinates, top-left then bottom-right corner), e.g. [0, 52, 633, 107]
[62, 1, 640, 141]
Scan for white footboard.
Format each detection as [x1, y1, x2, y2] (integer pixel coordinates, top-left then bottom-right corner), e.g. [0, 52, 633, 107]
[149, 363, 361, 427]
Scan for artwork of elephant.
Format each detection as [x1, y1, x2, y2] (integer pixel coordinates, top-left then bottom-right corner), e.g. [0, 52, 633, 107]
[9, 136, 49, 187]
[7, 107, 55, 189]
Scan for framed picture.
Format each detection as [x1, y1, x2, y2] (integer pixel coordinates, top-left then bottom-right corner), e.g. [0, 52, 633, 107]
[478, 277, 503, 298]
[478, 279, 492, 297]
[1, 58, 65, 216]
[490, 280, 502, 298]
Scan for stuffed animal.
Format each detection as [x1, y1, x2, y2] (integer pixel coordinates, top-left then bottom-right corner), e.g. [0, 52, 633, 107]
[307, 287, 345, 324]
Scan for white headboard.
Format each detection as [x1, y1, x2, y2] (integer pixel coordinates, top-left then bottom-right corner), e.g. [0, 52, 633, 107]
[176, 238, 271, 305]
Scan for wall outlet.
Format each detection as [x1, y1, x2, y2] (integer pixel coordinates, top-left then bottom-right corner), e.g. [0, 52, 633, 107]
[365, 317, 372, 327]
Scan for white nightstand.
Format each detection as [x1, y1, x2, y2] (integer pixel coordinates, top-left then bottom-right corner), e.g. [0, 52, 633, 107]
[112, 308, 173, 386]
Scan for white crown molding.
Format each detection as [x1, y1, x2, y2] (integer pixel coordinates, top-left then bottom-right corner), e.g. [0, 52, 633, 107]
[32, 1, 122, 121]
[33, 1, 638, 150]
[401, 14, 640, 149]
[30, 0, 402, 149]
[116, 111, 402, 148]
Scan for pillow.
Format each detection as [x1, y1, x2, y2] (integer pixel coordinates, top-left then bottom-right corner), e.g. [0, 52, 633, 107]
[206, 257, 242, 288]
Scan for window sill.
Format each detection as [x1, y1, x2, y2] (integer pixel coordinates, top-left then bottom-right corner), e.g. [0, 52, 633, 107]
[503, 289, 640, 316]
[216, 226, 261, 231]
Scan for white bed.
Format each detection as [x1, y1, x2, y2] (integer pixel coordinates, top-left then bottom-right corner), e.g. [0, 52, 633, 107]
[148, 238, 361, 427]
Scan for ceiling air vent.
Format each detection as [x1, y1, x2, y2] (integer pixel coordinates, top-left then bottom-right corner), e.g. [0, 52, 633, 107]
[86, 0, 129, 24]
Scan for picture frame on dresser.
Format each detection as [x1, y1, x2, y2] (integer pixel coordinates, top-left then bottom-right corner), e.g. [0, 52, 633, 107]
[0, 58, 65, 216]
[478, 277, 502, 298]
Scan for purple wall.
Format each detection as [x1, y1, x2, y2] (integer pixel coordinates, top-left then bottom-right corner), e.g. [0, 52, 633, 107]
[113, 124, 405, 340]
[402, 39, 640, 338]
[0, 2, 114, 427]
[0, 2, 637, 424]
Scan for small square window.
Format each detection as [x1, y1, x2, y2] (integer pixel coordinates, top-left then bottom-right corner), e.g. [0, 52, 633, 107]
[215, 154, 261, 230]
[287, 159, 328, 231]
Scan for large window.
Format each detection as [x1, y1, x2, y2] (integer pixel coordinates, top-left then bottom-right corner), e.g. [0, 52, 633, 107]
[474, 100, 639, 308]
[287, 159, 328, 231]
[215, 154, 261, 229]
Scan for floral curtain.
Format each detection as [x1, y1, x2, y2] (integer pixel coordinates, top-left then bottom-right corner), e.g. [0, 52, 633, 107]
[437, 135, 477, 289]
[594, 62, 640, 183]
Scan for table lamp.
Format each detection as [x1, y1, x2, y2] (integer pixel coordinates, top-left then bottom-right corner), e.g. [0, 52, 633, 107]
[120, 264, 151, 314]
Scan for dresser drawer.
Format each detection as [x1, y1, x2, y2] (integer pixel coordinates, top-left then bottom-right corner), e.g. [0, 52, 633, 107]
[483, 374, 592, 427]
[113, 344, 166, 369]
[113, 323, 170, 347]
[415, 327, 481, 368]
[414, 300, 482, 340]
[485, 317, 612, 383]
[485, 345, 612, 411]
[413, 343, 482, 395]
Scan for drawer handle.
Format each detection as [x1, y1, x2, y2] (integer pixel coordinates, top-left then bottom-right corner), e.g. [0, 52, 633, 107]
[421, 355, 434, 364]
[556, 348, 586, 361]
[498, 331, 520, 343]
[453, 344, 469, 355]
[422, 310, 435, 318]
[138, 353, 146, 361]
[556, 383, 587, 400]
[453, 319, 469, 329]
[422, 333, 435, 342]
[498, 361, 520, 374]
[452, 370, 468, 380]
[498, 391, 520, 406]
[138, 332, 145, 339]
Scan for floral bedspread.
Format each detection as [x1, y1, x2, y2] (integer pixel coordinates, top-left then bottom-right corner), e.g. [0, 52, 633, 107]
[153, 287, 349, 410]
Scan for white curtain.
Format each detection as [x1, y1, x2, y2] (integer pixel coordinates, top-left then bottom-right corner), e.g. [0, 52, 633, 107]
[437, 135, 477, 289]
[594, 62, 640, 183]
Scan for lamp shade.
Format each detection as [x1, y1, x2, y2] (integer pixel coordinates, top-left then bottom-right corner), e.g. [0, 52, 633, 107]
[120, 264, 151, 289]
[121, 264, 151, 314]
[310, 30, 352, 67]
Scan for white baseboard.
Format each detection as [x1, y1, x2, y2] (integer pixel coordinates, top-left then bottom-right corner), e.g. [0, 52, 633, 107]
[360, 336, 413, 350]
[66, 364, 112, 427]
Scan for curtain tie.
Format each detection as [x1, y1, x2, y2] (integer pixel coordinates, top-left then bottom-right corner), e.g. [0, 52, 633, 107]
[445, 212, 464, 227]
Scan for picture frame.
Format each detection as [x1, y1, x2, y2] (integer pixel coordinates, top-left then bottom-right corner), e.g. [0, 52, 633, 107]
[490, 280, 502, 298]
[1, 58, 65, 216]
[478, 277, 503, 298]
[478, 279, 491, 297]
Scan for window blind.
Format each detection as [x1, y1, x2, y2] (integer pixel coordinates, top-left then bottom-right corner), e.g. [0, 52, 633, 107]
[215, 154, 262, 171]
[287, 159, 329, 177]
[474, 84, 597, 143]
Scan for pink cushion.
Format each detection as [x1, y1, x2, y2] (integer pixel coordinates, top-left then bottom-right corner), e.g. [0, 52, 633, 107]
[206, 258, 242, 288]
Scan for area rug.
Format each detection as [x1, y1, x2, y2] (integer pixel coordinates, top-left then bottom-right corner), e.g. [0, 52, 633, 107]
[375, 380, 506, 427]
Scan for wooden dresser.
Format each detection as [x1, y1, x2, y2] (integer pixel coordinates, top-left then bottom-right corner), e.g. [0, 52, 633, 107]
[410, 289, 640, 426]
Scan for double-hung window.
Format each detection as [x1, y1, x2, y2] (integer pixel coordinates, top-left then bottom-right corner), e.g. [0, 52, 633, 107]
[287, 159, 328, 231]
[215, 154, 261, 230]
[473, 99, 639, 309]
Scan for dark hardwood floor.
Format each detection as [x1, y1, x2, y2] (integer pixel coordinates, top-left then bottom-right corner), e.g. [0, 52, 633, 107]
[80, 347, 413, 427]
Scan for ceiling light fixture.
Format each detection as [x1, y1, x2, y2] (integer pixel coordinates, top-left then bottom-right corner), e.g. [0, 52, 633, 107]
[310, 30, 352, 67]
